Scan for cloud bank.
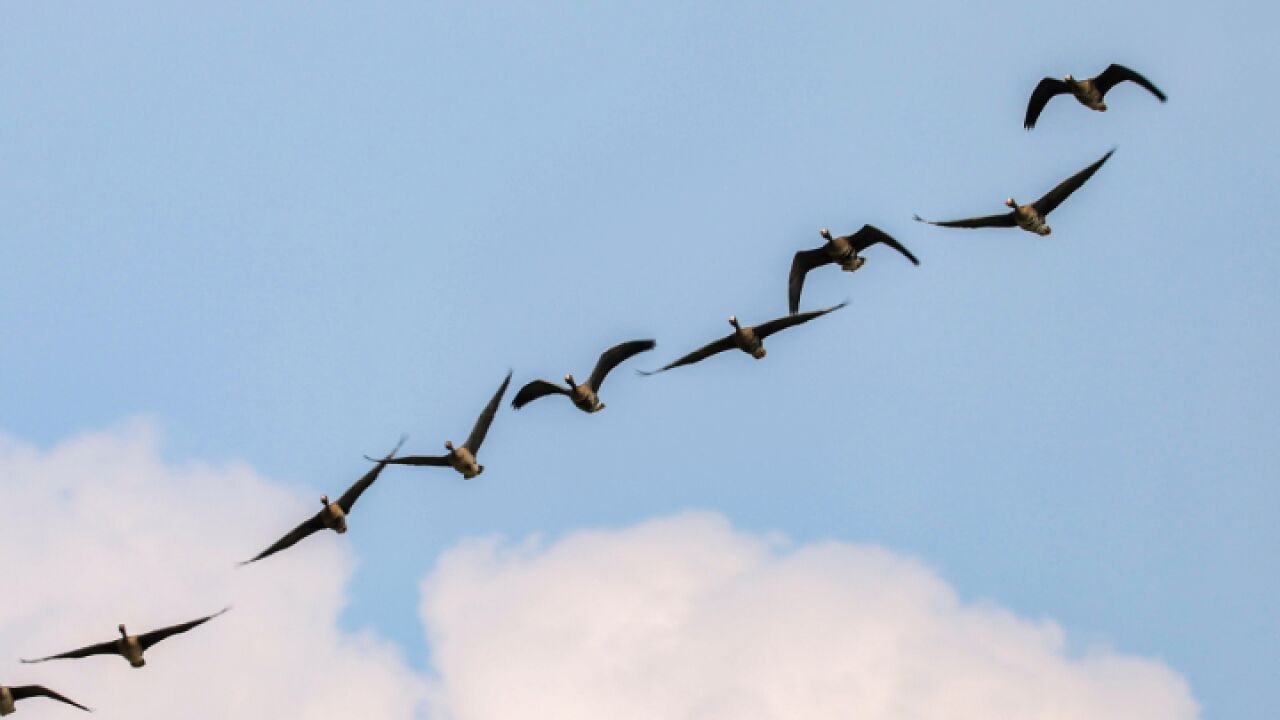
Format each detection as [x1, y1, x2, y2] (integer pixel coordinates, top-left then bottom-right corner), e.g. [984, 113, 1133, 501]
[1, 424, 1196, 719]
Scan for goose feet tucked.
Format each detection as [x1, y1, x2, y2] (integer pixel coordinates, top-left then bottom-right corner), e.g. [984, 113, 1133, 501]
[839, 255, 867, 272]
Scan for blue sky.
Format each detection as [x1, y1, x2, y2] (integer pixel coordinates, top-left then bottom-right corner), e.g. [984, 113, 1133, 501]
[2, 2, 1276, 717]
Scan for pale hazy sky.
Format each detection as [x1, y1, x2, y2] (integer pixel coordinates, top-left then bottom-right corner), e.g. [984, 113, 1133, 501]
[2, 3, 1276, 718]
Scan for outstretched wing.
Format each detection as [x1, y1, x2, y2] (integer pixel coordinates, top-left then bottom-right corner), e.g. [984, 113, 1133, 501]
[1094, 64, 1166, 101]
[588, 339, 657, 390]
[914, 212, 1016, 230]
[638, 335, 736, 375]
[382, 454, 451, 467]
[136, 607, 229, 652]
[8, 685, 92, 712]
[337, 435, 407, 514]
[788, 248, 833, 315]
[511, 379, 571, 409]
[463, 371, 512, 452]
[753, 301, 847, 340]
[1032, 148, 1115, 216]
[1024, 77, 1071, 129]
[239, 513, 326, 566]
[848, 225, 919, 265]
[21, 639, 119, 664]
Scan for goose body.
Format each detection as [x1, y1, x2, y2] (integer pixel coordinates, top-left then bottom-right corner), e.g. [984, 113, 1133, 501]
[1024, 64, 1166, 129]
[914, 149, 1114, 237]
[639, 303, 846, 375]
[513, 340, 656, 413]
[1, 686, 91, 715]
[21, 608, 229, 669]
[382, 371, 512, 480]
[788, 226, 918, 314]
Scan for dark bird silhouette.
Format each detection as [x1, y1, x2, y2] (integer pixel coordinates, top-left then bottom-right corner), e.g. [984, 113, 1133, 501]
[239, 437, 406, 566]
[789, 226, 918, 314]
[1024, 64, 1166, 129]
[378, 371, 512, 479]
[914, 149, 1114, 236]
[1, 685, 91, 715]
[513, 340, 656, 412]
[639, 303, 847, 375]
[21, 608, 229, 669]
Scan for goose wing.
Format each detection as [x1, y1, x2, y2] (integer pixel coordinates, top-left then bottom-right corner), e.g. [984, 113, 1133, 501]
[382, 454, 451, 466]
[8, 686, 92, 712]
[512, 380, 570, 409]
[239, 512, 327, 565]
[463, 371, 512, 453]
[914, 212, 1016, 230]
[337, 435, 407, 513]
[21, 638, 119, 664]
[1024, 77, 1071, 129]
[638, 335, 736, 375]
[788, 248, 833, 315]
[1093, 64, 1166, 101]
[848, 225, 919, 264]
[753, 301, 847, 340]
[587, 339, 657, 390]
[136, 608, 229, 652]
[1032, 148, 1114, 216]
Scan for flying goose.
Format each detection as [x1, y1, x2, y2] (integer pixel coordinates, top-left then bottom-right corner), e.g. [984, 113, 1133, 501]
[1, 685, 91, 715]
[914, 149, 1114, 236]
[639, 303, 847, 375]
[513, 339, 656, 412]
[1024, 64, 1166, 129]
[21, 608, 229, 669]
[378, 371, 512, 479]
[788, 226, 918, 314]
[240, 437, 406, 566]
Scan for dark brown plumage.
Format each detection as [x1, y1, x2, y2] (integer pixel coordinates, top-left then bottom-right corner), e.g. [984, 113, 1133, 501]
[1, 685, 91, 715]
[381, 371, 512, 479]
[513, 339, 656, 412]
[240, 437, 406, 566]
[1024, 64, 1166, 129]
[788, 225, 918, 314]
[914, 149, 1114, 236]
[639, 303, 847, 375]
[20, 608, 229, 669]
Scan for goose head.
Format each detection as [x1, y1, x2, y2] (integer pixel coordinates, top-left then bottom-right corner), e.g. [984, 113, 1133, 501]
[1064, 74, 1074, 83]
[564, 373, 577, 388]
[1004, 197, 1017, 209]
[819, 228, 833, 241]
[727, 315, 741, 330]
[118, 624, 128, 639]
[444, 440, 455, 453]
[319, 494, 330, 507]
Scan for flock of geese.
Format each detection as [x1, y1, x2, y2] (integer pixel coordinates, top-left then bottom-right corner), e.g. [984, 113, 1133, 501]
[5, 62, 1166, 715]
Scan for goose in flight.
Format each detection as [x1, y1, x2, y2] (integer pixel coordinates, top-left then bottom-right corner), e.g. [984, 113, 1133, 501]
[379, 371, 512, 479]
[240, 437, 406, 566]
[513, 339, 656, 412]
[914, 149, 1114, 236]
[788, 226, 918, 314]
[1, 685, 91, 715]
[639, 303, 846, 375]
[1024, 64, 1166, 129]
[21, 608, 229, 669]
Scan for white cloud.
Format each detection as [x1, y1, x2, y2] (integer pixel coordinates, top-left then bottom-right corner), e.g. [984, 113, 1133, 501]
[1, 424, 1196, 719]
[0, 422, 427, 719]
[420, 513, 1198, 720]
